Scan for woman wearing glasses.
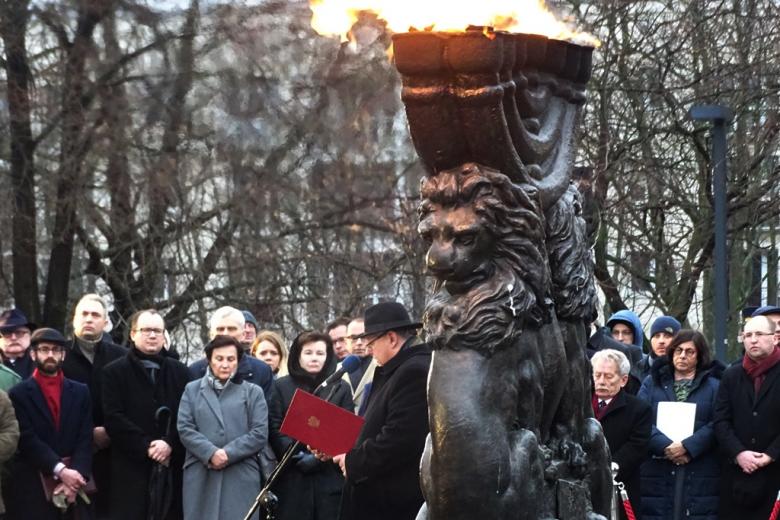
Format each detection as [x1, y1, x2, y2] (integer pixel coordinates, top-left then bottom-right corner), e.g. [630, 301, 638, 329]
[637, 329, 724, 520]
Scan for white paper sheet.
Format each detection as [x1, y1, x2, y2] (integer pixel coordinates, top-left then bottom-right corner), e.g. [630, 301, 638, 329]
[656, 401, 696, 442]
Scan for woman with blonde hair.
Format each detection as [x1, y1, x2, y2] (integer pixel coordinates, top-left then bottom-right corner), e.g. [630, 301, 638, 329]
[251, 330, 288, 378]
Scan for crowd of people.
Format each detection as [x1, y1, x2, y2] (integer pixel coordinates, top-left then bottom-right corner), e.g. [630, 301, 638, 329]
[0, 296, 431, 520]
[591, 307, 780, 520]
[0, 292, 779, 520]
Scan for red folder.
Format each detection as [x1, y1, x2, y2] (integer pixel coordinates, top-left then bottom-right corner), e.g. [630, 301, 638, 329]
[280, 389, 365, 456]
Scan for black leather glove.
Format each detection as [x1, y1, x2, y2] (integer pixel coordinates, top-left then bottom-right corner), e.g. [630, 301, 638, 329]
[293, 452, 321, 474]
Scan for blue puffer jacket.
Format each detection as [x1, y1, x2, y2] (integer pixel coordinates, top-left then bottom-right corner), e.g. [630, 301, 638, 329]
[637, 359, 724, 520]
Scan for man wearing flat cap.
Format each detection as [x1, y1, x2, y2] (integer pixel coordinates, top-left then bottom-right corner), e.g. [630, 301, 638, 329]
[0, 308, 36, 380]
[333, 301, 431, 520]
[6, 328, 93, 519]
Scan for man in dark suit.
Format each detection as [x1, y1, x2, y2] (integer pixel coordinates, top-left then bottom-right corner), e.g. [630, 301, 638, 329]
[61, 293, 125, 518]
[714, 315, 780, 520]
[6, 328, 93, 520]
[333, 301, 431, 520]
[591, 348, 651, 520]
[102, 309, 191, 520]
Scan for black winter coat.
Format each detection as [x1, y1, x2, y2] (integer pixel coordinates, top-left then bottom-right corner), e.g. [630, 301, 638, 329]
[638, 360, 724, 520]
[61, 335, 125, 518]
[101, 349, 192, 520]
[340, 341, 431, 520]
[272, 375, 353, 520]
[597, 389, 652, 520]
[3, 355, 33, 380]
[6, 377, 93, 520]
[714, 360, 780, 520]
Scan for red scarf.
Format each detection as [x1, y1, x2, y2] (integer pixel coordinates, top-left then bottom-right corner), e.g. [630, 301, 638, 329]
[591, 393, 613, 420]
[743, 346, 780, 395]
[32, 368, 64, 429]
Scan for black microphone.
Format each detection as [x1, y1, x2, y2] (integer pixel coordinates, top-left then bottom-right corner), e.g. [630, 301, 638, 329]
[318, 354, 361, 389]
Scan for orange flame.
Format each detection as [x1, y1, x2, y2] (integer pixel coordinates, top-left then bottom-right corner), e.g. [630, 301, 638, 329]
[310, 0, 599, 47]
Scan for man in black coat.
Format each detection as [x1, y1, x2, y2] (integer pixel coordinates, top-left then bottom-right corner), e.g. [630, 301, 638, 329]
[714, 315, 780, 520]
[591, 348, 651, 520]
[61, 293, 126, 518]
[334, 302, 431, 520]
[0, 308, 36, 379]
[102, 309, 191, 520]
[6, 328, 93, 520]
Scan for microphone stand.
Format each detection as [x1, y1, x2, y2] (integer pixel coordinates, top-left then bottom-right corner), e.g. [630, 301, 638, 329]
[243, 381, 343, 520]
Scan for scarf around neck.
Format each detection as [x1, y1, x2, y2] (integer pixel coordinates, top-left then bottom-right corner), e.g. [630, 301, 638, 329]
[743, 346, 780, 395]
[206, 366, 235, 393]
[33, 368, 64, 429]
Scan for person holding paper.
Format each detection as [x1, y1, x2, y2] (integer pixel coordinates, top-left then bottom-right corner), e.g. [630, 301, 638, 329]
[591, 349, 651, 520]
[638, 330, 724, 520]
[335, 301, 430, 520]
[272, 331, 353, 520]
[714, 315, 780, 520]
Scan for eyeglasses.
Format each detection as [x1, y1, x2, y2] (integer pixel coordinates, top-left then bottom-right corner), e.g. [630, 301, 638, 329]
[364, 333, 386, 349]
[36, 346, 64, 355]
[0, 329, 30, 339]
[743, 331, 772, 339]
[134, 328, 164, 336]
[672, 347, 697, 357]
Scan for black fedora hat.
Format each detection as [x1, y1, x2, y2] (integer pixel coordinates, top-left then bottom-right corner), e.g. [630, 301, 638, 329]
[30, 328, 68, 348]
[0, 308, 36, 333]
[356, 302, 421, 339]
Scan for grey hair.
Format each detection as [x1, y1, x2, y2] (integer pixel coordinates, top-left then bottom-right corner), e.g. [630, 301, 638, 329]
[591, 349, 631, 377]
[209, 306, 245, 332]
[74, 293, 108, 317]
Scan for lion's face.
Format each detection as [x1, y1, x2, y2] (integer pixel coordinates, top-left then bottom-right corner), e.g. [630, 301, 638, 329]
[419, 203, 494, 293]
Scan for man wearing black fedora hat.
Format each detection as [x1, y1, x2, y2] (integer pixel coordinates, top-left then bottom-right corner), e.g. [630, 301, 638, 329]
[333, 301, 431, 520]
[0, 308, 36, 380]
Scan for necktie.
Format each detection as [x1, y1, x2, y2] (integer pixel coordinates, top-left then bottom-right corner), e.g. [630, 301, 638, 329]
[598, 400, 607, 410]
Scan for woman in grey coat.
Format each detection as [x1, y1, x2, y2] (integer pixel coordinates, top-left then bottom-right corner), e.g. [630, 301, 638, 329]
[178, 335, 268, 520]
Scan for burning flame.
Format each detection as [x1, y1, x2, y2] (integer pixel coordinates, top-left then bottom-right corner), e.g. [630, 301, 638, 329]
[310, 0, 599, 47]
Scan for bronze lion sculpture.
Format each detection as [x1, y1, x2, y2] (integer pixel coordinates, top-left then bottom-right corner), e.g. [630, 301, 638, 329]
[416, 163, 609, 520]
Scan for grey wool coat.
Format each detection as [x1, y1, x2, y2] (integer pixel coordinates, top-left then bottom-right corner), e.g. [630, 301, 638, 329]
[177, 375, 268, 520]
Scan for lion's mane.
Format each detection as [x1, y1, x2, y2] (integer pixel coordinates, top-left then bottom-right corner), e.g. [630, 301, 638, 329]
[419, 163, 553, 355]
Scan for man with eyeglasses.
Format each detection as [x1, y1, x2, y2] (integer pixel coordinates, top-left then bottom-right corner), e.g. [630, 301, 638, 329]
[6, 328, 93, 519]
[0, 308, 36, 380]
[714, 315, 780, 520]
[751, 305, 780, 349]
[332, 301, 430, 520]
[101, 309, 191, 520]
[61, 294, 125, 519]
[343, 317, 377, 415]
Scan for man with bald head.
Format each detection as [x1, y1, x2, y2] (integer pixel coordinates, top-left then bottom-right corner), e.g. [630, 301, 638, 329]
[714, 315, 780, 520]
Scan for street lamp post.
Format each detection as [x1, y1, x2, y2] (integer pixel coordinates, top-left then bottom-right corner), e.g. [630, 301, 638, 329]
[689, 104, 733, 362]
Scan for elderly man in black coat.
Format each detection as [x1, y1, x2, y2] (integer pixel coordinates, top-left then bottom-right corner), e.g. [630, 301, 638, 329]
[714, 315, 780, 520]
[101, 309, 191, 520]
[333, 301, 431, 520]
[591, 348, 652, 520]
